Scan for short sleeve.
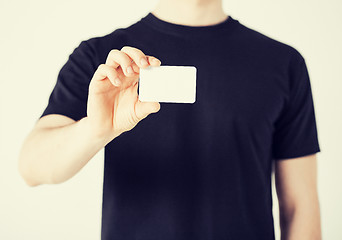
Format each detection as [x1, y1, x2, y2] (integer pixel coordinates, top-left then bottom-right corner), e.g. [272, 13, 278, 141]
[39, 40, 97, 122]
[272, 51, 321, 160]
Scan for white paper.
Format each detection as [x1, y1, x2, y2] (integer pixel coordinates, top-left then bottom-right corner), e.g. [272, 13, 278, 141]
[138, 65, 197, 103]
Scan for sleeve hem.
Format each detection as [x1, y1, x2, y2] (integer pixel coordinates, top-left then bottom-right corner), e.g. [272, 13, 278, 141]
[39, 104, 86, 122]
[273, 144, 321, 161]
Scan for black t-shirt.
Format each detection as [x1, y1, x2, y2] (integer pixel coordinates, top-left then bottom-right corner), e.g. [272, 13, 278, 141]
[40, 12, 321, 240]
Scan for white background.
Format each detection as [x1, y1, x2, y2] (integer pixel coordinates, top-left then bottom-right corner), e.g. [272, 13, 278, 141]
[1, 0, 341, 239]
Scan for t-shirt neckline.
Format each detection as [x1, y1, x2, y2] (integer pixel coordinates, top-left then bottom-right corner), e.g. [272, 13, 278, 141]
[139, 12, 237, 38]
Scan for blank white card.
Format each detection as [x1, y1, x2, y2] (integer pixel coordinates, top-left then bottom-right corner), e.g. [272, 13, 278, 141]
[138, 65, 197, 103]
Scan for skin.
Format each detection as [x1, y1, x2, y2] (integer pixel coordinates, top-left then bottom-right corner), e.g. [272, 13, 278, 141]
[18, 0, 322, 239]
[275, 153, 322, 240]
[151, 0, 228, 26]
[18, 48, 162, 185]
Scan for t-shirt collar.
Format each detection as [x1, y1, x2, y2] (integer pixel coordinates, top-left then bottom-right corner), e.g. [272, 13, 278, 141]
[139, 12, 238, 39]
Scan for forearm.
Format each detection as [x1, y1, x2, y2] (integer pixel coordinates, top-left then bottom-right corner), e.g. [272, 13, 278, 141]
[279, 200, 322, 240]
[18, 117, 118, 186]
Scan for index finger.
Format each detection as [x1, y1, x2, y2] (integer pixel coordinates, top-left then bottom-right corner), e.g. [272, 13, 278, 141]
[121, 46, 161, 68]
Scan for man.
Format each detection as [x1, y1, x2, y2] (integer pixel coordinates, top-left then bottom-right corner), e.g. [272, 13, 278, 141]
[18, 0, 322, 239]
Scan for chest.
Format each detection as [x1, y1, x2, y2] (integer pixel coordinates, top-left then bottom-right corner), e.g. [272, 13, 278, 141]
[113, 36, 289, 152]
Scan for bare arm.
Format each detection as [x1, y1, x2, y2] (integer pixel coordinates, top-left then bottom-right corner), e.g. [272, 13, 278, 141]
[18, 46, 162, 186]
[275, 153, 322, 240]
[18, 115, 115, 186]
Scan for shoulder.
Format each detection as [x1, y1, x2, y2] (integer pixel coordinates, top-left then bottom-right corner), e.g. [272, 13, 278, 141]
[74, 20, 141, 65]
[87, 28, 129, 48]
[78, 27, 130, 63]
[234, 18, 305, 64]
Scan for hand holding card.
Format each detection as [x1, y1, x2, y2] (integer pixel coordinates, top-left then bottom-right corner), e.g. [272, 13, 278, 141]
[138, 65, 197, 103]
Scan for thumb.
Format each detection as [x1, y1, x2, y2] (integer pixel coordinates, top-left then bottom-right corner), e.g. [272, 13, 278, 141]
[135, 99, 161, 121]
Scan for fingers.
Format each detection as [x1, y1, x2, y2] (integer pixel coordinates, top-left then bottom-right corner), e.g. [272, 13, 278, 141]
[118, 46, 162, 70]
[93, 64, 121, 87]
[131, 79, 160, 121]
[105, 49, 137, 77]
[146, 56, 161, 67]
[103, 46, 162, 87]
[121, 46, 150, 69]
[135, 99, 161, 121]
[129, 56, 161, 75]
[131, 61, 140, 73]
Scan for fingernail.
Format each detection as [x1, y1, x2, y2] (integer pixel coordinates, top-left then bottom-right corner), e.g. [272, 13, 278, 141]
[114, 78, 120, 86]
[140, 58, 149, 67]
[127, 66, 133, 74]
[153, 58, 161, 64]
[132, 64, 140, 73]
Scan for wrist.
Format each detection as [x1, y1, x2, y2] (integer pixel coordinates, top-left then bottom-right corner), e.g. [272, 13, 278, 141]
[79, 117, 122, 146]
